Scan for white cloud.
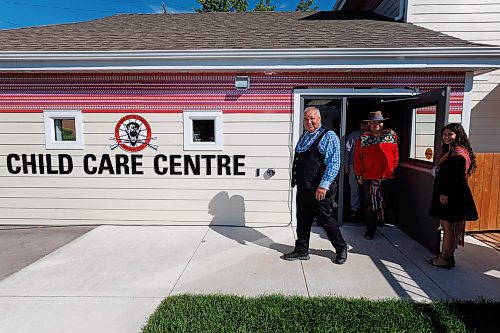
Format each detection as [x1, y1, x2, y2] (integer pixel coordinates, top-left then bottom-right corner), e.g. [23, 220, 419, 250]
[279, 3, 289, 9]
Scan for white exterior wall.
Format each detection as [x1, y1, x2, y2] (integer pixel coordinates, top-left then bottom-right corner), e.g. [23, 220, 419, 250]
[409, 0, 500, 152]
[0, 71, 466, 226]
[0, 113, 293, 226]
[414, 113, 462, 160]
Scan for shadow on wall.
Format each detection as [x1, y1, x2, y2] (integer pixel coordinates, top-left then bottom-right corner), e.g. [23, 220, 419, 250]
[208, 191, 246, 226]
[208, 191, 292, 253]
[469, 80, 500, 152]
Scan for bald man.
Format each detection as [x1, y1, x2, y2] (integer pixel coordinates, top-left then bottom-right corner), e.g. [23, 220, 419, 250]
[285, 107, 348, 264]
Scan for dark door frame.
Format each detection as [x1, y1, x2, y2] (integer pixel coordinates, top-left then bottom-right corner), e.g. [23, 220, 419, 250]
[395, 87, 451, 254]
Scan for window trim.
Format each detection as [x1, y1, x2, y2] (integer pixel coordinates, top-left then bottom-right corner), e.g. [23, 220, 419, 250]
[183, 110, 223, 151]
[43, 110, 84, 150]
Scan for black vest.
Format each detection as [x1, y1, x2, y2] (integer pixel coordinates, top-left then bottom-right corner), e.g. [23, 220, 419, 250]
[292, 129, 330, 189]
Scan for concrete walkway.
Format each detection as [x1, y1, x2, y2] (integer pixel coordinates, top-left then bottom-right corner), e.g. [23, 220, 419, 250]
[0, 224, 498, 333]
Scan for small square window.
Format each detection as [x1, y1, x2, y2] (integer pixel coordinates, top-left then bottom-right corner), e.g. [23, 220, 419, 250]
[54, 119, 77, 141]
[192, 119, 215, 142]
[183, 111, 222, 150]
[44, 110, 84, 150]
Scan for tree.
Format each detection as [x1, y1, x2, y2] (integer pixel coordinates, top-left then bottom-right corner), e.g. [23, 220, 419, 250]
[295, 0, 319, 11]
[253, 0, 276, 12]
[196, 0, 248, 12]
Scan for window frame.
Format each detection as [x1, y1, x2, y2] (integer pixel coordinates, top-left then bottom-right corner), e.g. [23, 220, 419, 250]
[183, 110, 223, 151]
[43, 110, 84, 150]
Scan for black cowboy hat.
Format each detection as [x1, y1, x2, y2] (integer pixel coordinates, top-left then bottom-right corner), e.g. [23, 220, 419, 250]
[363, 111, 389, 121]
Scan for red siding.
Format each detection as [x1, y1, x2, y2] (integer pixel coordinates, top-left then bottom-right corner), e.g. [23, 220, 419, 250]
[0, 72, 465, 114]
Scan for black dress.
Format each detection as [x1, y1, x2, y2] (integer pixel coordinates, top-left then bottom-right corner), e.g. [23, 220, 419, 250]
[429, 155, 478, 222]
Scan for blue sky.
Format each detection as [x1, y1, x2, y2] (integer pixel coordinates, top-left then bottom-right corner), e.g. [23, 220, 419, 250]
[0, 0, 338, 30]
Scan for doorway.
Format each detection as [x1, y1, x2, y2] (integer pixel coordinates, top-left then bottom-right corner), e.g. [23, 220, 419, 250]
[294, 88, 450, 254]
[342, 96, 406, 227]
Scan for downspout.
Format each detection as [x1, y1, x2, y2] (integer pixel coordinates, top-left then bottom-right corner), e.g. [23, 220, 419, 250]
[395, 0, 405, 21]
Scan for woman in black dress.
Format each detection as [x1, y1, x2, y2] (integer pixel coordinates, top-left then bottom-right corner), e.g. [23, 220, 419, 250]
[427, 123, 478, 269]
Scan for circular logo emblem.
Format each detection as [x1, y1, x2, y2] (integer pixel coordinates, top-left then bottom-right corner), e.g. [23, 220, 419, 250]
[425, 148, 433, 160]
[114, 115, 152, 152]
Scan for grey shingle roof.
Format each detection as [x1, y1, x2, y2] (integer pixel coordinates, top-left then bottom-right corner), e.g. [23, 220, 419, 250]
[0, 11, 482, 51]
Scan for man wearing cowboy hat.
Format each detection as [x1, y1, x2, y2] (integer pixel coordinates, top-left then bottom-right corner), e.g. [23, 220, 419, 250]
[354, 111, 399, 240]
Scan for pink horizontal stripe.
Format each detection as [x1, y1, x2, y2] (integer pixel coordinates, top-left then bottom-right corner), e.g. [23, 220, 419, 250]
[0, 110, 461, 115]
[0, 72, 466, 116]
[0, 92, 294, 97]
[0, 109, 292, 114]
[0, 102, 292, 106]
[0, 109, 42, 113]
[0, 109, 460, 115]
[82, 109, 292, 114]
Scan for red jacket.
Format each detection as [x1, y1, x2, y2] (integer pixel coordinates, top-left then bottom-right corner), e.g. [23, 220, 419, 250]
[354, 130, 399, 180]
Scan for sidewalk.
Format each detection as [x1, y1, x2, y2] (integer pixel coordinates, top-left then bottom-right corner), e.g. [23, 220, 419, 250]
[0, 224, 498, 333]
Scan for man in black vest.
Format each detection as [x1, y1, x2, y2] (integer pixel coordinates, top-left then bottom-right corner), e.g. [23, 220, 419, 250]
[284, 107, 348, 264]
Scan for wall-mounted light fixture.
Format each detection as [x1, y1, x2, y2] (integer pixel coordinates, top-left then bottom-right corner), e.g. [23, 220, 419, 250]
[235, 76, 250, 90]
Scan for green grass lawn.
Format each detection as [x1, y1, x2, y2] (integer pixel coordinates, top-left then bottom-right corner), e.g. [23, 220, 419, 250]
[142, 295, 499, 333]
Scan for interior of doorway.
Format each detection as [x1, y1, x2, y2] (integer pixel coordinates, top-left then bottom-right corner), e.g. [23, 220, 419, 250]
[302, 94, 412, 227]
[343, 96, 409, 227]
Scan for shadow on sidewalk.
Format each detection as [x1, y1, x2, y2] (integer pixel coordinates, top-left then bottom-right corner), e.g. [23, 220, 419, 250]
[206, 191, 500, 301]
[313, 224, 500, 301]
[207, 191, 350, 262]
[207, 191, 292, 255]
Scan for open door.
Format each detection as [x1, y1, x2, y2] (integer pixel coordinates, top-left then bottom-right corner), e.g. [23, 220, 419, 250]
[299, 96, 345, 224]
[395, 87, 450, 254]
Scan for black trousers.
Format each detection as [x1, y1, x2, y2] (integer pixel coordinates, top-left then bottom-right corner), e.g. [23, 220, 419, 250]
[295, 184, 346, 254]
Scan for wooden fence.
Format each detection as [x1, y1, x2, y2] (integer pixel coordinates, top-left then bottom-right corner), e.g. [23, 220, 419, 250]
[467, 153, 500, 232]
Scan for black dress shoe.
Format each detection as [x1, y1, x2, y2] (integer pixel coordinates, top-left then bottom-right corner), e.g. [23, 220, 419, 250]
[449, 256, 456, 267]
[437, 254, 455, 267]
[283, 250, 310, 261]
[334, 245, 348, 265]
[364, 231, 374, 240]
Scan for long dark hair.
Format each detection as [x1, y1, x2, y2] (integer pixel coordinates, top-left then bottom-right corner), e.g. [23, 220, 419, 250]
[441, 123, 476, 176]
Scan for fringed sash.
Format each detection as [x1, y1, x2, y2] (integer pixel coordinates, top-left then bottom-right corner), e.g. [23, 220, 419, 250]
[369, 179, 384, 222]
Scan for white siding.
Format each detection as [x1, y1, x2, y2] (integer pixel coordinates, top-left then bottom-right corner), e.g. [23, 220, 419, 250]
[375, 0, 401, 18]
[409, 0, 500, 152]
[0, 113, 294, 226]
[413, 113, 461, 160]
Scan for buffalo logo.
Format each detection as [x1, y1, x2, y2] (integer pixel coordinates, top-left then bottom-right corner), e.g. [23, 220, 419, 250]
[110, 115, 158, 152]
